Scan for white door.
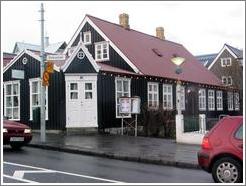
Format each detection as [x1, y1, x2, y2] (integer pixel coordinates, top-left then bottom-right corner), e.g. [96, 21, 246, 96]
[66, 75, 98, 128]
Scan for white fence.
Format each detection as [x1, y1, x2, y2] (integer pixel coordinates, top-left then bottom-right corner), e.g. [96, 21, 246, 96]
[176, 114, 207, 145]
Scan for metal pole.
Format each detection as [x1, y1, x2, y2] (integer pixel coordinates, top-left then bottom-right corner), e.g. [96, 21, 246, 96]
[40, 3, 46, 142]
[121, 117, 123, 135]
[135, 114, 138, 137]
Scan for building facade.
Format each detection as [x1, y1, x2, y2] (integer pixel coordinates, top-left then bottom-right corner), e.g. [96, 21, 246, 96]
[3, 14, 241, 132]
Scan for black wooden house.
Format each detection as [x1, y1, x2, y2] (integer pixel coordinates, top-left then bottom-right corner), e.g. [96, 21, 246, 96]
[3, 14, 241, 132]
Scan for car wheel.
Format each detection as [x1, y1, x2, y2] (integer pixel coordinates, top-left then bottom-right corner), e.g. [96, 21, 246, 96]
[10, 143, 23, 150]
[212, 157, 242, 183]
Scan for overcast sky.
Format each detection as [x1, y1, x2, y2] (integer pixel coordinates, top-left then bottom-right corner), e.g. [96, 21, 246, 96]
[1, 1, 245, 55]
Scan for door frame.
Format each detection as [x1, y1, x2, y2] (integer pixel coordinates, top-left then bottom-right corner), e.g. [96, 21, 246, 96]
[65, 73, 98, 128]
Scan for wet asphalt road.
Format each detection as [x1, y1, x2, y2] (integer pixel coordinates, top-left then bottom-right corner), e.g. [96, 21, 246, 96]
[3, 146, 213, 183]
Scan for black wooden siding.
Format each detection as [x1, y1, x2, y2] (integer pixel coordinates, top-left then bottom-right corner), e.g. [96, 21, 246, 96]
[97, 72, 240, 128]
[71, 22, 134, 72]
[3, 53, 66, 130]
[65, 49, 97, 73]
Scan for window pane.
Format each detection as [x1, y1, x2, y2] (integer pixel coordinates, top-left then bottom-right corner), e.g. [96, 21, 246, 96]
[85, 92, 92, 99]
[13, 96, 19, 106]
[6, 108, 12, 118]
[70, 83, 78, 90]
[117, 81, 122, 91]
[32, 95, 39, 106]
[32, 81, 39, 93]
[149, 94, 152, 101]
[13, 108, 19, 119]
[123, 81, 129, 92]
[103, 53, 108, 59]
[70, 92, 78, 99]
[6, 84, 12, 95]
[85, 83, 92, 90]
[154, 85, 157, 92]
[6, 97, 12, 107]
[235, 125, 243, 140]
[149, 85, 152, 91]
[13, 84, 19, 95]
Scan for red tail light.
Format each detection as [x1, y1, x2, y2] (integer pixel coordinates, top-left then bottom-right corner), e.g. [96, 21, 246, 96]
[201, 137, 211, 149]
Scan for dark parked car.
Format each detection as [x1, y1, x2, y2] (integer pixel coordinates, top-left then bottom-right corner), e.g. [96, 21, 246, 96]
[3, 117, 32, 150]
[198, 116, 243, 183]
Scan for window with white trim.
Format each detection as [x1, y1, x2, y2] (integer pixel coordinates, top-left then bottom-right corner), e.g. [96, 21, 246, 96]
[4, 81, 20, 120]
[29, 79, 48, 120]
[163, 84, 173, 110]
[227, 92, 234, 111]
[208, 90, 215, 111]
[147, 82, 159, 109]
[176, 86, 185, 110]
[216, 91, 223, 111]
[69, 83, 78, 100]
[115, 78, 131, 118]
[199, 89, 206, 111]
[95, 41, 109, 61]
[221, 76, 233, 85]
[83, 31, 91, 45]
[222, 76, 227, 85]
[234, 92, 240, 111]
[221, 58, 232, 67]
[227, 76, 232, 85]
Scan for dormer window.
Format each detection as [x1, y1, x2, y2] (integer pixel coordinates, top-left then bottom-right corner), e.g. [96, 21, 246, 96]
[83, 31, 91, 45]
[221, 58, 232, 67]
[95, 41, 109, 61]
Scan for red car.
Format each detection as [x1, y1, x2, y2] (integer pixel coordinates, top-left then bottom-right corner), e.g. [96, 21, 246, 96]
[198, 116, 243, 183]
[3, 117, 32, 150]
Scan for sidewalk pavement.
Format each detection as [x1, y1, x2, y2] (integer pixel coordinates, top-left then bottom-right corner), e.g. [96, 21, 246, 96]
[28, 133, 201, 169]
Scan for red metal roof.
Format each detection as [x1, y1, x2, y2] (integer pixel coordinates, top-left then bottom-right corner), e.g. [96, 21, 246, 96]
[87, 15, 222, 86]
[2, 52, 16, 67]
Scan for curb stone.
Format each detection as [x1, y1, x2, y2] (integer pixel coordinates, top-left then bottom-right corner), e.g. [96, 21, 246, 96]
[27, 143, 200, 170]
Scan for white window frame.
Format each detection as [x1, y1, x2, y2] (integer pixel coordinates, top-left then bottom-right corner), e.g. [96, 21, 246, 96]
[222, 76, 227, 85]
[221, 57, 232, 67]
[29, 78, 48, 120]
[4, 80, 20, 120]
[216, 91, 223, 111]
[115, 77, 131, 118]
[95, 41, 109, 61]
[147, 82, 159, 109]
[83, 31, 91, 45]
[176, 85, 185, 111]
[234, 92, 240, 111]
[208, 90, 215, 111]
[163, 84, 173, 110]
[69, 82, 79, 100]
[199, 89, 206, 111]
[227, 92, 234, 111]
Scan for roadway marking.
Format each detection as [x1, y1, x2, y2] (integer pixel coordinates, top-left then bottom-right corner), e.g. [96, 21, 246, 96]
[4, 161, 124, 183]
[3, 174, 38, 183]
[13, 170, 56, 179]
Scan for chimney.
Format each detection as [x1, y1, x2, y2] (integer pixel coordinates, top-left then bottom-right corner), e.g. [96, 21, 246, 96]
[44, 36, 49, 47]
[156, 27, 165, 40]
[119, 13, 130, 29]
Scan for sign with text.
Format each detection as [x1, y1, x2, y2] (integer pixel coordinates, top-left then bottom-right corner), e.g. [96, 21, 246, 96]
[46, 54, 66, 61]
[119, 96, 141, 114]
[119, 97, 132, 114]
[12, 69, 24, 79]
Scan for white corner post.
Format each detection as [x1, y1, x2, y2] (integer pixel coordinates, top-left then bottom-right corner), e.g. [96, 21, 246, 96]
[176, 80, 184, 142]
[40, 3, 46, 142]
[176, 81, 182, 115]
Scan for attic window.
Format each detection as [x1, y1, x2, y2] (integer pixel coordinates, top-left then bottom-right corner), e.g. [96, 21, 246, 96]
[152, 48, 162, 57]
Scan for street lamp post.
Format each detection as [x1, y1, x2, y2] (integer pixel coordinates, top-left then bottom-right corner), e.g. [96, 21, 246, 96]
[171, 56, 185, 115]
